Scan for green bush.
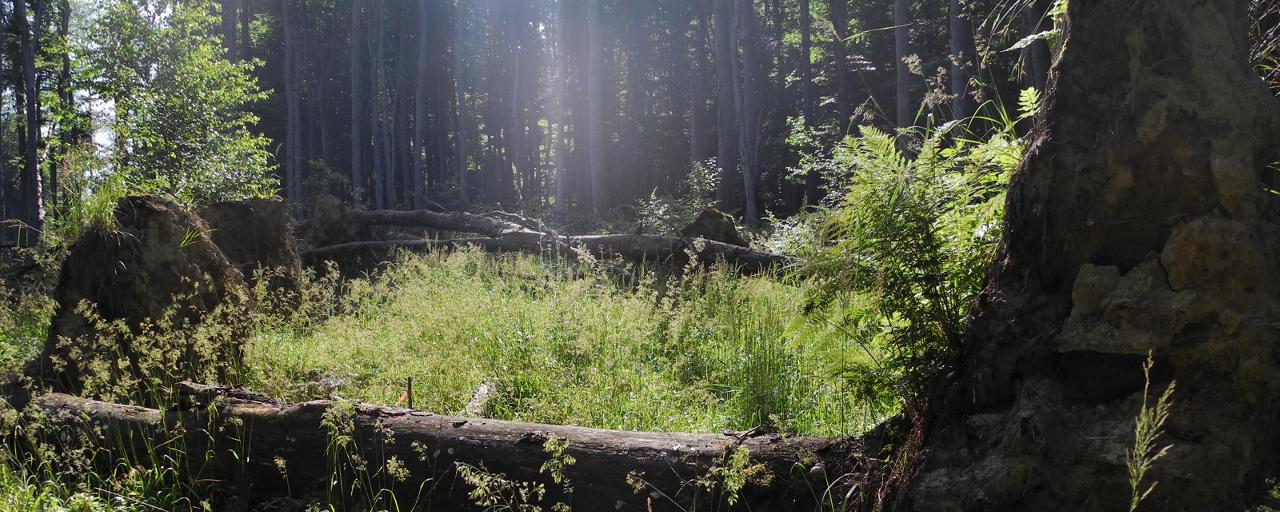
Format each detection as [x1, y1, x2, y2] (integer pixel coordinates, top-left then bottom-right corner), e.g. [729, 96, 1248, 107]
[797, 98, 1031, 415]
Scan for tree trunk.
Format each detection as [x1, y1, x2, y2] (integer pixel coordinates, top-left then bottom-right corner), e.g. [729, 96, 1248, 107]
[551, 0, 571, 208]
[392, 0, 415, 209]
[52, 0, 71, 212]
[893, 0, 910, 128]
[799, 0, 820, 204]
[413, 0, 430, 209]
[15, 0, 43, 244]
[585, 0, 606, 213]
[713, 0, 738, 212]
[32, 386, 847, 511]
[828, 0, 850, 130]
[220, 0, 238, 60]
[369, 0, 390, 210]
[452, 0, 471, 206]
[737, 0, 761, 223]
[350, 0, 368, 207]
[689, 1, 710, 165]
[948, 0, 975, 120]
[904, 1, 1280, 510]
[282, 0, 304, 203]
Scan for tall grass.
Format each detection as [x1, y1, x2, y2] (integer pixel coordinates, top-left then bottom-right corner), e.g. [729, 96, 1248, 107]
[246, 249, 878, 437]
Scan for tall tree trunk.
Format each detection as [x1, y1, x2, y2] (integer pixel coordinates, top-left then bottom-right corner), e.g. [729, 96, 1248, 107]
[220, 0, 237, 60]
[948, 0, 975, 120]
[585, 0, 606, 213]
[505, 0, 527, 206]
[412, 0, 430, 208]
[52, 0, 70, 213]
[281, 0, 303, 203]
[712, 0, 738, 212]
[369, 0, 389, 210]
[828, 0, 850, 131]
[452, 0, 470, 206]
[15, 0, 43, 243]
[350, 0, 368, 207]
[905, 1, 1280, 510]
[552, 0, 570, 207]
[894, 0, 911, 128]
[799, 0, 820, 204]
[239, 0, 252, 58]
[737, 0, 761, 223]
[389, 0, 411, 208]
[689, 1, 710, 165]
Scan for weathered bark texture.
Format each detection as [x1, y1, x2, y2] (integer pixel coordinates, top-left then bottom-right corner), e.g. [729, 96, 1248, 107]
[32, 384, 853, 511]
[906, 1, 1280, 510]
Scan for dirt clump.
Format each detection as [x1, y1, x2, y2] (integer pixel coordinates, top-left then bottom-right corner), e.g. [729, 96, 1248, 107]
[201, 198, 303, 292]
[680, 208, 750, 247]
[32, 196, 248, 398]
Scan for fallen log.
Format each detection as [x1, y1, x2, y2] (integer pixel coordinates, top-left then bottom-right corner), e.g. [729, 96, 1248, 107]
[304, 234, 792, 275]
[574, 234, 792, 273]
[313, 206, 794, 274]
[32, 385, 856, 511]
[346, 208, 536, 237]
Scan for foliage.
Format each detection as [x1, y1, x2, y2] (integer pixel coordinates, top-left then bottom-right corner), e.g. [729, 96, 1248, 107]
[85, 0, 277, 206]
[1127, 354, 1176, 512]
[247, 249, 874, 437]
[39, 154, 126, 251]
[1254, 0, 1280, 94]
[0, 287, 54, 375]
[633, 158, 721, 236]
[799, 100, 1029, 415]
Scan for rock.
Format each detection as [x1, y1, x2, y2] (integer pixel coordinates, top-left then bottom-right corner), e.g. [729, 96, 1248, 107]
[680, 209, 750, 247]
[33, 196, 248, 398]
[201, 198, 303, 291]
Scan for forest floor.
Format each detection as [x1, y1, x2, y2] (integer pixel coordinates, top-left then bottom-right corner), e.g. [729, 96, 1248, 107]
[245, 249, 876, 437]
[0, 248, 881, 510]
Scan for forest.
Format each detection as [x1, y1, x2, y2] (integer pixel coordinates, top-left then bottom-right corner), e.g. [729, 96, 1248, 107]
[0, 0, 1274, 510]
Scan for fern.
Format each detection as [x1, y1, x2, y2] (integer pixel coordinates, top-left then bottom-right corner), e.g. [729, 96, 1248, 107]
[802, 116, 1021, 413]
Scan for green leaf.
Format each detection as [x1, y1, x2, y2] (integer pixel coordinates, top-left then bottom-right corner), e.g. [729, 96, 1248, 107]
[1005, 30, 1060, 52]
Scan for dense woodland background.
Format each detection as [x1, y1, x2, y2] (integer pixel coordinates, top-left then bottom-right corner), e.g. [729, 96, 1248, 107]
[0, 0, 1273, 242]
[0, 0, 1113, 244]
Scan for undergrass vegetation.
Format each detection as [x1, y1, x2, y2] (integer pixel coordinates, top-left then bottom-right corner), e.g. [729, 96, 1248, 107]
[247, 249, 878, 437]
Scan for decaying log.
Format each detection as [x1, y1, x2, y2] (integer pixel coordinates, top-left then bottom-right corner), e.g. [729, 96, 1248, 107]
[346, 208, 536, 237]
[574, 234, 791, 273]
[304, 234, 791, 275]
[309, 207, 794, 274]
[32, 385, 855, 511]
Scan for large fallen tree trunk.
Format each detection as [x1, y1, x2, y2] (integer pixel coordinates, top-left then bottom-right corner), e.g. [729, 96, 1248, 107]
[32, 384, 857, 511]
[345, 208, 537, 238]
[303, 209, 793, 274]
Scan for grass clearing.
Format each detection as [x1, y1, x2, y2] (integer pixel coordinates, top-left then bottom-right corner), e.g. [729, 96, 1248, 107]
[247, 249, 879, 437]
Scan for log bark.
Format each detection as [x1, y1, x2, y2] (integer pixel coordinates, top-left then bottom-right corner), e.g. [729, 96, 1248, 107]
[304, 234, 791, 275]
[345, 208, 536, 237]
[32, 385, 854, 511]
[307, 207, 793, 274]
[903, 1, 1280, 510]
